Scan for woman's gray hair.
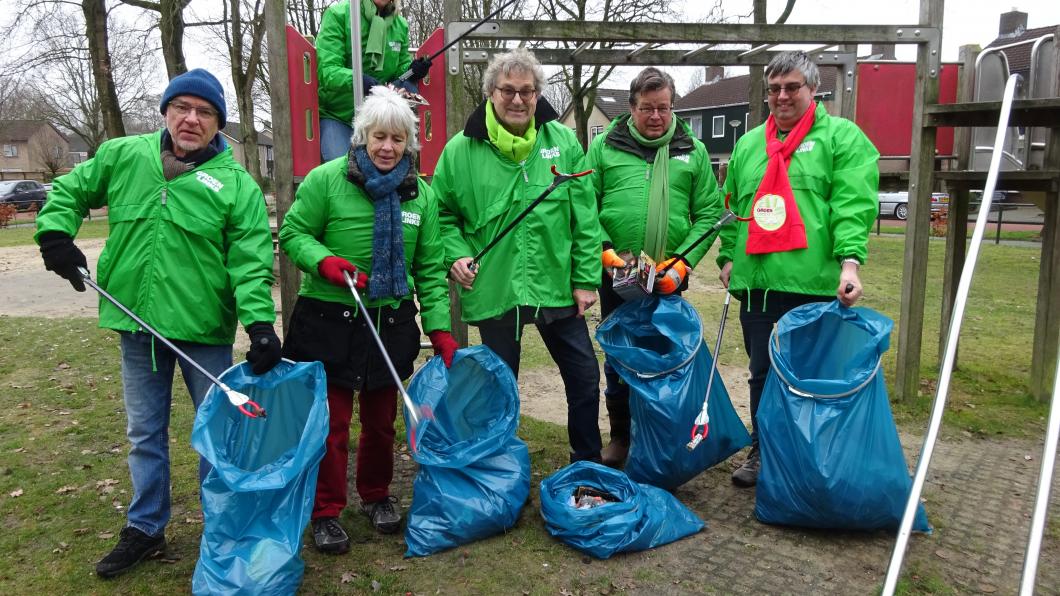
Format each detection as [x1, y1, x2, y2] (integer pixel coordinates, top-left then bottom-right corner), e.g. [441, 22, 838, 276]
[628, 67, 676, 106]
[351, 85, 420, 152]
[481, 47, 547, 97]
[764, 50, 820, 89]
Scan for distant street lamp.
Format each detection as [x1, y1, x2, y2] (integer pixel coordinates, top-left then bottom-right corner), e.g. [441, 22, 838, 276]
[729, 118, 742, 147]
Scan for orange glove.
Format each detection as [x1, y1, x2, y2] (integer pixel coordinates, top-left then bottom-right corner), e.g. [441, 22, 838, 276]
[602, 248, 626, 269]
[655, 258, 688, 294]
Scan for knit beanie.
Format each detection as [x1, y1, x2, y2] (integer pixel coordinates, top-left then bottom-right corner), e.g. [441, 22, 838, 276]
[159, 68, 228, 128]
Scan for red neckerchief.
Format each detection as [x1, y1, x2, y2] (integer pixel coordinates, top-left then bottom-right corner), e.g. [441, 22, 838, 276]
[743, 101, 816, 255]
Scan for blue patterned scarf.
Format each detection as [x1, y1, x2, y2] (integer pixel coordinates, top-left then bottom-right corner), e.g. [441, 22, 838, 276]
[352, 146, 410, 300]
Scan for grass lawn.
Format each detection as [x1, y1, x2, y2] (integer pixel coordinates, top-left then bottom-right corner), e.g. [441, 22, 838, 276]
[0, 219, 110, 248]
[0, 233, 1051, 592]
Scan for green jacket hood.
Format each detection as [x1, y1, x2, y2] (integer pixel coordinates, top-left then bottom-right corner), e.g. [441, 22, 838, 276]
[602, 113, 695, 161]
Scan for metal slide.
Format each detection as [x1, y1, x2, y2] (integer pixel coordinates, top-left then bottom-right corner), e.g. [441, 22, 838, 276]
[881, 73, 1021, 595]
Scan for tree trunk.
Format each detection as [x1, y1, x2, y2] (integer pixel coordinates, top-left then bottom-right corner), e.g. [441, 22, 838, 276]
[83, 0, 126, 139]
[227, 0, 267, 187]
[160, 0, 189, 78]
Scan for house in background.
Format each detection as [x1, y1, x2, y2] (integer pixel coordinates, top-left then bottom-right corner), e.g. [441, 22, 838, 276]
[222, 121, 275, 180]
[0, 120, 70, 180]
[559, 88, 630, 142]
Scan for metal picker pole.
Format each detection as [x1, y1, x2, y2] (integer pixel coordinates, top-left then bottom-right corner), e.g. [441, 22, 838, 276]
[351, 0, 365, 115]
[881, 73, 1020, 595]
[1019, 345, 1060, 594]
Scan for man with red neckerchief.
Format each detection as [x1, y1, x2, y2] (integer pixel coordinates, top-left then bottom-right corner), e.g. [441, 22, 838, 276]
[718, 51, 879, 488]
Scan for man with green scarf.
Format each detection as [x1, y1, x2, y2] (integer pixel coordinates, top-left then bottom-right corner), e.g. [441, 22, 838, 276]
[433, 48, 604, 463]
[580, 67, 724, 468]
[316, 0, 431, 161]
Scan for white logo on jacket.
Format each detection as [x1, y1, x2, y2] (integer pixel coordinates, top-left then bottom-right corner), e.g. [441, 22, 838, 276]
[673, 154, 691, 163]
[796, 141, 815, 154]
[402, 211, 421, 226]
[196, 171, 224, 192]
[540, 146, 561, 160]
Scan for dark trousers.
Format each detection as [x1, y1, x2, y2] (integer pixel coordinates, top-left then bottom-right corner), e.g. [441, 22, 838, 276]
[477, 312, 602, 463]
[738, 289, 832, 443]
[313, 383, 397, 519]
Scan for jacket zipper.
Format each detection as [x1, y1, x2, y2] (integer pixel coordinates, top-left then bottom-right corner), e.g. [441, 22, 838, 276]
[520, 161, 529, 183]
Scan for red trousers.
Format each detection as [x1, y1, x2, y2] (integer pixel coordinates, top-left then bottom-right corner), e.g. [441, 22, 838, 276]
[313, 383, 397, 519]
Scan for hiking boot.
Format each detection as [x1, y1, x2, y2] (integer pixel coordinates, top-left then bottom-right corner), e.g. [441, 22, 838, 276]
[731, 444, 760, 488]
[312, 517, 351, 554]
[95, 526, 166, 579]
[601, 437, 630, 469]
[360, 496, 401, 534]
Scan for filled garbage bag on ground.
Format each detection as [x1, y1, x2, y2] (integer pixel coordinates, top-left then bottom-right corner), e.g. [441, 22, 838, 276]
[539, 461, 704, 559]
[596, 295, 751, 490]
[403, 346, 530, 557]
[191, 359, 328, 595]
[755, 301, 930, 532]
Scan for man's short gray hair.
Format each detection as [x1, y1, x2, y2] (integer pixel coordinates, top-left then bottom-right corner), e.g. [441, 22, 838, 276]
[764, 51, 820, 89]
[481, 47, 547, 97]
[352, 86, 420, 152]
[628, 67, 676, 105]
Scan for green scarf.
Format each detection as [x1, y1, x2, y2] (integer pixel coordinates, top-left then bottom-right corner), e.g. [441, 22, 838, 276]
[486, 100, 537, 164]
[627, 115, 677, 261]
[360, 0, 393, 72]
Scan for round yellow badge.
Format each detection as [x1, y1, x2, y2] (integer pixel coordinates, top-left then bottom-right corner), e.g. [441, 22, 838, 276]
[753, 194, 787, 231]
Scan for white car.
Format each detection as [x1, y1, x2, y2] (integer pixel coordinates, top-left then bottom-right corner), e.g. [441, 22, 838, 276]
[877, 191, 949, 220]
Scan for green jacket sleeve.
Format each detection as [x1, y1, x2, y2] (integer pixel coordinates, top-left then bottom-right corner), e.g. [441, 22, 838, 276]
[394, 20, 413, 77]
[279, 170, 336, 275]
[432, 139, 474, 271]
[717, 150, 740, 269]
[411, 182, 451, 333]
[316, 5, 353, 119]
[225, 177, 277, 327]
[578, 135, 611, 247]
[828, 122, 880, 264]
[34, 143, 112, 243]
[564, 134, 599, 291]
[673, 144, 723, 269]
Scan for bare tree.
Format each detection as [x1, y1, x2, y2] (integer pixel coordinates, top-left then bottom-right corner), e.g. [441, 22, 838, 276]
[286, 0, 338, 38]
[31, 134, 69, 179]
[404, 0, 445, 46]
[118, 0, 192, 79]
[82, 0, 127, 139]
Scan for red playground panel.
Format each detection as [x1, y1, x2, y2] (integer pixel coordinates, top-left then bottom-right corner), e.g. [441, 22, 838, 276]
[286, 25, 321, 178]
[855, 62, 958, 157]
[416, 29, 447, 177]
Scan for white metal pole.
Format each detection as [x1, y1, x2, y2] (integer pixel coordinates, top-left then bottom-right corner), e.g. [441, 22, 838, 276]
[1019, 344, 1060, 595]
[881, 73, 1021, 595]
[350, 0, 365, 119]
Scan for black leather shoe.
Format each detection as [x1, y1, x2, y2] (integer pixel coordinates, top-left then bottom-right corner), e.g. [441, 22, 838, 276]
[95, 526, 166, 578]
[312, 517, 351, 554]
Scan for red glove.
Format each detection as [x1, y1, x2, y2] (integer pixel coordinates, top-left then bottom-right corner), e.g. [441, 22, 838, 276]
[428, 330, 459, 368]
[602, 248, 627, 269]
[655, 258, 689, 295]
[318, 256, 367, 289]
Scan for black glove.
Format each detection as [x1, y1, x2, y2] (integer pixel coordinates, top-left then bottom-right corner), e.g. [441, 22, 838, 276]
[39, 231, 87, 292]
[245, 322, 282, 375]
[408, 57, 432, 82]
[361, 74, 380, 94]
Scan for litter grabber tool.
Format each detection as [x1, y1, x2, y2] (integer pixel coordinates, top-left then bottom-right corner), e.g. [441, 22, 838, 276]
[470, 164, 593, 272]
[687, 291, 731, 451]
[396, 0, 518, 83]
[657, 197, 738, 277]
[342, 270, 430, 452]
[77, 267, 265, 419]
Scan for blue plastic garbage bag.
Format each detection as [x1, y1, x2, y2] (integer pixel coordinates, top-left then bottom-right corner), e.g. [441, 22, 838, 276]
[191, 359, 328, 595]
[403, 346, 530, 557]
[539, 461, 704, 559]
[755, 301, 930, 532]
[596, 295, 751, 490]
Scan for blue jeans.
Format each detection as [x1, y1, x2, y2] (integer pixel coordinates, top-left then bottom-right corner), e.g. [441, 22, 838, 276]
[320, 118, 353, 162]
[119, 331, 232, 537]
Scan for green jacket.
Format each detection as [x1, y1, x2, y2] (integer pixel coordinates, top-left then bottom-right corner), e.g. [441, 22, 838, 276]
[718, 103, 879, 296]
[432, 100, 600, 323]
[279, 154, 451, 333]
[317, 0, 412, 124]
[35, 131, 275, 345]
[580, 114, 723, 267]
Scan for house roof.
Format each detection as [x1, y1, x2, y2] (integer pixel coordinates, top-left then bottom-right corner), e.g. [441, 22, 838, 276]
[984, 25, 1058, 76]
[674, 68, 837, 112]
[0, 120, 66, 143]
[593, 88, 629, 119]
[222, 121, 274, 147]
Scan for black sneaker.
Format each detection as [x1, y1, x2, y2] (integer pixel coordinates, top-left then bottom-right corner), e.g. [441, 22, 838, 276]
[731, 444, 761, 488]
[312, 517, 351, 554]
[95, 526, 166, 578]
[360, 496, 401, 534]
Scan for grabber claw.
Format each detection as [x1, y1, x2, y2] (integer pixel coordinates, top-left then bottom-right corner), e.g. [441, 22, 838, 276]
[686, 410, 710, 451]
[237, 400, 267, 419]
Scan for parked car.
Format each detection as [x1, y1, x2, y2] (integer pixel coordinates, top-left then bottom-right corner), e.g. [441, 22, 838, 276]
[0, 180, 47, 212]
[877, 191, 949, 220]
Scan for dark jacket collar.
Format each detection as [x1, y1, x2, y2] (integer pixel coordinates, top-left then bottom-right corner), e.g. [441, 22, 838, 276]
[346, 151, 420, 203]
[604, 113, 694, 162]
[160, 129, 226, 167]
[463, 97, 560, 140]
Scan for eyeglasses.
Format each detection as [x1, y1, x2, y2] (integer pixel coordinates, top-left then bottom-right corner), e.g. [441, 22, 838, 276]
[494, 87, 537, 101]
[635, 106, 672, 116]
[766, 82, 808, 96]
[168, 101, 219, 121]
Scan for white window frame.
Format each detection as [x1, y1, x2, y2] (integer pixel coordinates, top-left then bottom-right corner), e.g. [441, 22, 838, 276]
[711, 115, 725, 138]
[2, 144, 17, 158]
[745, 112, 750, 131]
[589, 125, 604, 140]
[688, 115, 703, 139]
